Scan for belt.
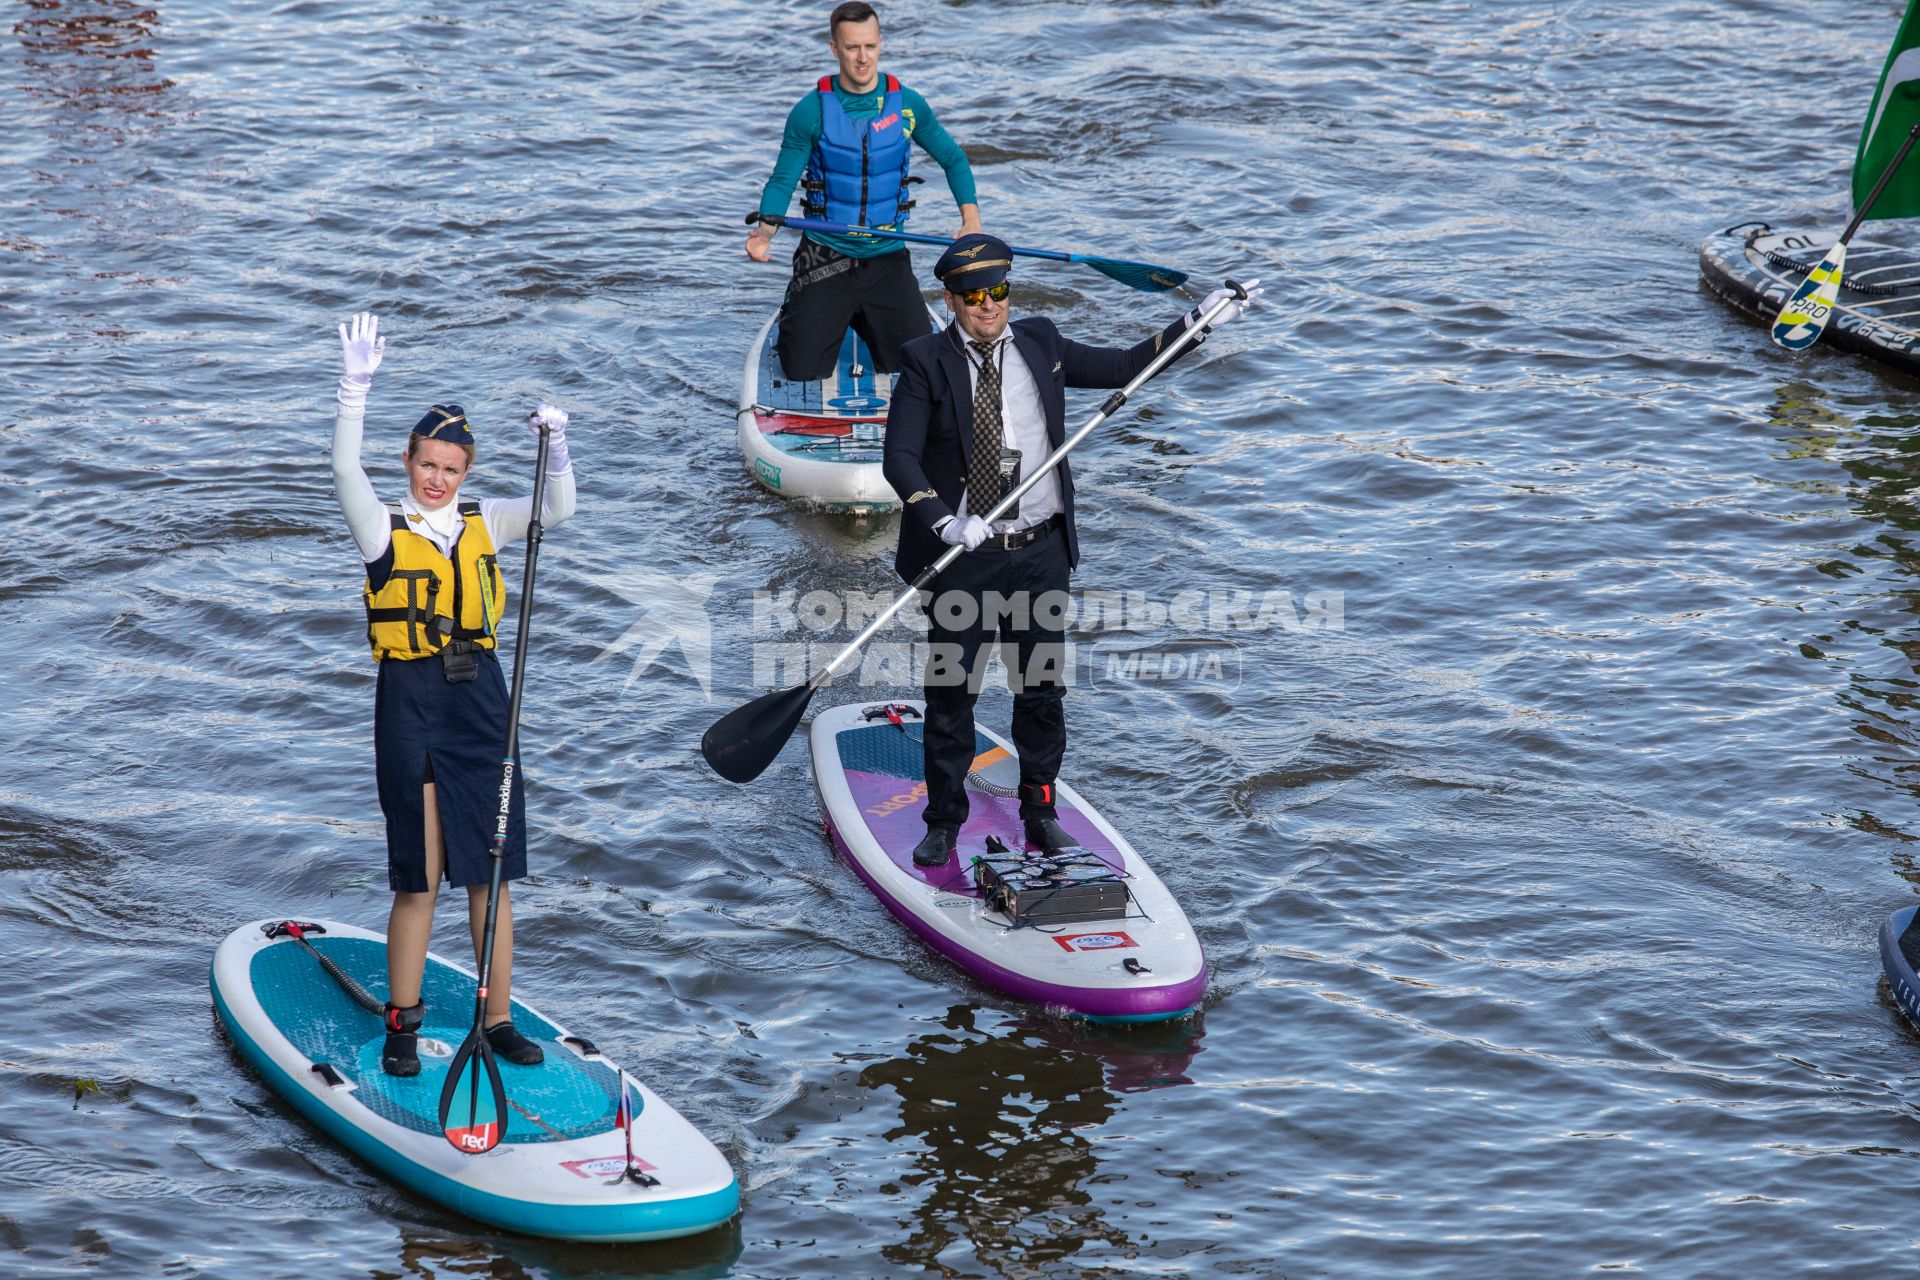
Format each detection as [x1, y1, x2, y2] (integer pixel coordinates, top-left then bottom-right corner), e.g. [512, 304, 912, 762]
[982, 513, 1062, 552]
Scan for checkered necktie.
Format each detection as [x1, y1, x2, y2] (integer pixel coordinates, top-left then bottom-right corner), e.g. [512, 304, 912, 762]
[967, 339, 1005, 515]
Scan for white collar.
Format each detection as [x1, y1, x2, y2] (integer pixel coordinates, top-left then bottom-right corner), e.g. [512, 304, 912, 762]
[398, 492, 465, 542]
[950, 319, 1015, 358]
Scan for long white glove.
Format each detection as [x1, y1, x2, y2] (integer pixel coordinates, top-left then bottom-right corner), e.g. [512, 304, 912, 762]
[1185, 278, 1264, 336]
[527, 402, 572, 474]
[337, 312, 387, 409]
[936, 514, 992, 551]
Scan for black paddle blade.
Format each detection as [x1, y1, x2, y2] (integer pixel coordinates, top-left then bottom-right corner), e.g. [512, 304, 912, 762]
[701, 682, 816, 783]
[438, 1029, 508, 1155]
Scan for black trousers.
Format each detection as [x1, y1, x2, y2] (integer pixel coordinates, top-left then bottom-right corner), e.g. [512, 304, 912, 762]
[775, 241, 931, 380]
[920, 524, 1071, 828]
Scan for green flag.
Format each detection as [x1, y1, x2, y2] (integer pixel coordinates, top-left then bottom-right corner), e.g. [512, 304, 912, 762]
[1856, 0, 1920, 219]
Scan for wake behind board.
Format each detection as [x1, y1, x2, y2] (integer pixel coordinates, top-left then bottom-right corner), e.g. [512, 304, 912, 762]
[210, 919, 738, 1242]
[810, 701, 1206, 1023]
[1700, 222, 1920, 377]
[736, 306, 939, 513]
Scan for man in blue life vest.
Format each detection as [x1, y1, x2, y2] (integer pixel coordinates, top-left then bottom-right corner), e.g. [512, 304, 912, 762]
[747, 1, 983, 381]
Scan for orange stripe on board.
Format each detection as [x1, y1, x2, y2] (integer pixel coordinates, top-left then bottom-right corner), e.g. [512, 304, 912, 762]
[971, 746, 1011, 771]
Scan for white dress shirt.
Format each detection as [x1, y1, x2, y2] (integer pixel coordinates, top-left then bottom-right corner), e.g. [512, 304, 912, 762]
[948, 321, 1060, 533]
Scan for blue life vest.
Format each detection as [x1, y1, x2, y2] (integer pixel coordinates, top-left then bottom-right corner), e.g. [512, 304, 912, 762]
[803, 74, 914, 230]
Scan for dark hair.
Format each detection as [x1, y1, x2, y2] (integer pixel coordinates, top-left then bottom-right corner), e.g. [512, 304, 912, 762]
[830, 2, 877, 36]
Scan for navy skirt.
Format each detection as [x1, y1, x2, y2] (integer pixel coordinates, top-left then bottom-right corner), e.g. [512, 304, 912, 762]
[374, 650, 527, 892]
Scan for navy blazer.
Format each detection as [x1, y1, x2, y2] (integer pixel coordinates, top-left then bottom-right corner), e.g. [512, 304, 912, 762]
[882, 313, 1194, 583]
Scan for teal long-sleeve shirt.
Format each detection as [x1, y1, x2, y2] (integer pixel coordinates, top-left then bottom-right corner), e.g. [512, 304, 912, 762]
[757, 75, 977, 259]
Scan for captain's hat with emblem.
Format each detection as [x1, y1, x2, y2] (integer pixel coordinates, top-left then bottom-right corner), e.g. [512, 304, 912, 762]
[933, 233, 1013, 289]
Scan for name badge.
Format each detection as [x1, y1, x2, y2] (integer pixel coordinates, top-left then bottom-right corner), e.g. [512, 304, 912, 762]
[998, 449, 1022, 521]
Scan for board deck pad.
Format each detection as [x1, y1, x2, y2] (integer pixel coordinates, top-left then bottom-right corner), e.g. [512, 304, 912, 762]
[753, 317, 890, 465]
[759, 317, 892, 418]
[252, 936, 626, 1142]
[834, 720, 1126, 887]
[1700, 223, 1920, 376]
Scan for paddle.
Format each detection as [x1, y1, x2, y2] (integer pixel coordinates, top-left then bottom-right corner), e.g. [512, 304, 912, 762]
[1772, 119, 1920, 350]
[438, 421, 553, 1156]
[700, 281, 1250, 783]
[746, 212, 1188, 292]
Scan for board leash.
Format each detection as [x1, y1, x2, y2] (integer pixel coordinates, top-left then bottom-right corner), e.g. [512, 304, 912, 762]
[861, 702, 1022, 796]
[1750, 238, 1911, 298]
[264, 921, 384, 1015]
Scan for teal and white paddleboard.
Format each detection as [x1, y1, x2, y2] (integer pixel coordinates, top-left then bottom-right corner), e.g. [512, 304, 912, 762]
[210, 919, 739, 1242]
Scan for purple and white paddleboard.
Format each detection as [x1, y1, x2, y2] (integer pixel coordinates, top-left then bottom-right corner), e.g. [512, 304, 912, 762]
[809, 701, 1206, 1023]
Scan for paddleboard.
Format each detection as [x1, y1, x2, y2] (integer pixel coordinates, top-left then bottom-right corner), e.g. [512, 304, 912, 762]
[1880, 905, 1920, 1033]
[209, 918, 739, 1242]
[736, 307, 939, 513]
[1700, 222, 1920, 376]
[809, 701, 1206, 1023]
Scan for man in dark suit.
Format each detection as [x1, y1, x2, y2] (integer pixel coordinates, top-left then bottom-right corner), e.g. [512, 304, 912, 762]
[882, 233, 1259, 867]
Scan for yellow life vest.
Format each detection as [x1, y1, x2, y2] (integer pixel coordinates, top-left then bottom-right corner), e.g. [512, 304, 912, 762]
[364, 501, 504, 662]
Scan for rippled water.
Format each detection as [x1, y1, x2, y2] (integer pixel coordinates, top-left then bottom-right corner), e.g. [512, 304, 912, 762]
[9, 0, 1920, 1275]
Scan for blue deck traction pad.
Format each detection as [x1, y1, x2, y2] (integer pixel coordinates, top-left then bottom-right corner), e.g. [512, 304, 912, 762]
[835, 721, 994, 782]
[251, 935, 634, 1143]
[761, 318, 887, 417]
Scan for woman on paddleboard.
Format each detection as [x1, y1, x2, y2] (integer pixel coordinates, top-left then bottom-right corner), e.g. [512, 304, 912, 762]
[330, 312, 576, 1077]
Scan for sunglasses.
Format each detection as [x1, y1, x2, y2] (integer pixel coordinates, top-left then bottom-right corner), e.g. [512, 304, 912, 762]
[955, 281, 1011, 307]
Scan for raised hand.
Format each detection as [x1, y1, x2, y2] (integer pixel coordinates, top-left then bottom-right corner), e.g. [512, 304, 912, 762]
[526, 403, 569, 438]
[338, 312, 386, 384]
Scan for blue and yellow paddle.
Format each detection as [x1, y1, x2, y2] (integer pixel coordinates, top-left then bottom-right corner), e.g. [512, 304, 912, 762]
[747, 212, 1188, 292]
[1773, 120, 1920, 350]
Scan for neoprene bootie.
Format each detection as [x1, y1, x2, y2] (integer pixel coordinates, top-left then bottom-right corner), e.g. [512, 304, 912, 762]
[911, 824, 960, 868]
[486, 1020, 544, 1066]
[1023, 815, 1082, 854]
[382, 1000, 425, 1077]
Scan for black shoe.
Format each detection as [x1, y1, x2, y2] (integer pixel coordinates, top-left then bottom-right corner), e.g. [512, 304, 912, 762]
[485, 1021, 544, 1066]
[382, 1001, 424, 1077]
[911, 824, 960, 867]
[1023, 815, 1082, 854]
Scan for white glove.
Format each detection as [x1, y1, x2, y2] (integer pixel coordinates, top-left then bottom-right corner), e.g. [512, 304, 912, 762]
[527, 403, 572, 473]
[526, 403, 569, 438]
[937, 515, 992, 551]
[338, 312, 386, 385]
[1186, 278, 1263, 333]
